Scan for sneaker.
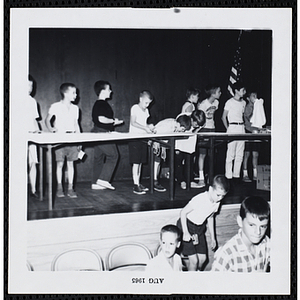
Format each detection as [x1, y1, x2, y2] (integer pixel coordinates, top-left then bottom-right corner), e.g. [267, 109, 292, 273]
[67, 189, 78, 198]
[30, 191, 39, 198]
[191, 181, 204, 189]
[96, 179, 115, 190]
[133, 185, 146, 195]
[56, 188, 64, 198]
[139, 184, 149, 192]
[181, 181, 187, 190]
[154, 181, 166, 192]
[242, 176, 252, 183]
[91, 184, 106, 190]
[198, 179, 206, 188]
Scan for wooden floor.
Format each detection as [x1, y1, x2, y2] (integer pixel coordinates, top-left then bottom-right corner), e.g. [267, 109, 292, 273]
[28, 177, 270, 221]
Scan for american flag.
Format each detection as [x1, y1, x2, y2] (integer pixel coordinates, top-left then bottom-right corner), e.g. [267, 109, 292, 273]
[227, 42, 242, 97]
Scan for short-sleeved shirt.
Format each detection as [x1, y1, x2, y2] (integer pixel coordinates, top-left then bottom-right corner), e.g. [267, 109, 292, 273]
[223, 98, 246, 123]
[92, 99, 114, 132]
[155, 118, 179, 133]
[198, 99, 219, 129]
[181, 101, 195, 114]
[129, 104, 150, 134]
[146, 251, 182, 272]
[186, 191, 220, 225]
[48, 100, 79, 133]
[211, 229, 270, 272]
[28, 95, 39, 132]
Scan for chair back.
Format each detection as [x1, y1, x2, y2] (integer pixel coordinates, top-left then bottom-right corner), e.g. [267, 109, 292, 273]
[51, 248, 105, 271]
[106, 243, 152, 271]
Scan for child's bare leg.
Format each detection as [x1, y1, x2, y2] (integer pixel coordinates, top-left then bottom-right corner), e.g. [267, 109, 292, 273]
[196, 253, 207, 271]
[198, 153, 206, 180]
[132, 163, 141, 185]
[154, 161, 160, 181]
[187, 254, 198, 271]
[243, 151, 250, 178]
[29, 162, 37, 194]
[56, 161, 64, 185]
[252, 151, 259, 178]
[67, 161, 74, 188]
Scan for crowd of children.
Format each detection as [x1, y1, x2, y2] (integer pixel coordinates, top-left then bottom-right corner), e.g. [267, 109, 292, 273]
[27, 76, 270, 272]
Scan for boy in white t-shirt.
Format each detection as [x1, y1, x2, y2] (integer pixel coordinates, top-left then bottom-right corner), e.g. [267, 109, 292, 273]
[221, 82, 246, 180]
[45, 83, 81, 198]
[181, 87, 200, 114]
[177, 175, 229, 271]
[28, 75, 41, 198]
[146, 224, 182, 272]
[196, 84, 221, 187]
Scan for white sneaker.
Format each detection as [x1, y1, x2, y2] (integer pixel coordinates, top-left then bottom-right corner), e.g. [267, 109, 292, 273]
[91, 184, 106, 190]
[191, 181, 204, 189]
[96, 179, 115, 190]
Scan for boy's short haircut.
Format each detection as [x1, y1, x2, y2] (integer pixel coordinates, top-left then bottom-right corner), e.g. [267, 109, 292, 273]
[160, 224, 182, 242]
[211, 175, 230, 193]
[139, 90, 153, 101]
[60, 83, 76, 98]
[240, 196, 270, 221]
[204, 84, 220, 96]
[232, 81, 246, 92]
[191, 109, 206, 127]
[94, 80, 110, 96]
[176, 114, 191, 131]
[186, 87, 200, 99]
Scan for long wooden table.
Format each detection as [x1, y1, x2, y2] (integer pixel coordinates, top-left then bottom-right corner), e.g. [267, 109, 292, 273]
[28, 131, 271, 210]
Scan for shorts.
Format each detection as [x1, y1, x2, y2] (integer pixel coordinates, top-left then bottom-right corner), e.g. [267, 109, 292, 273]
[198, 128, 215, 154]
[244, 141, 261, 152]
[55, 145, 78, 162]
[128, 141, 148, 164]
[28, 144, 38, 164]
[177, 218, 207, 256]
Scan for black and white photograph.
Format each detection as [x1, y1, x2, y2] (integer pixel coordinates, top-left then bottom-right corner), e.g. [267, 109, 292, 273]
[8, 7, 292, 295]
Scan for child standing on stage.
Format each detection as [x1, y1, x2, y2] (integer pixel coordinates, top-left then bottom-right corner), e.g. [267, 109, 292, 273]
[242, 91, 266, 182]
[181, 88, 200, 114]
[211, 196, 270, 272]
[28, 75, 41, 198]
[196, 84, 221, 187]
[91, 80, 124, 191]
[146, 224, 182, 272]
[221, 82, 246, 180]
[45, 83, 81, 198]
[177, 175, 229, 271]
[129, 90, 155, 195]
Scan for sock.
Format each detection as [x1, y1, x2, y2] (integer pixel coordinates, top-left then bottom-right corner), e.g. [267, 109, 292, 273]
[243, 170, 248, 177]
[199, 171, 204, 180]
[68, 183, 73, 190]
[253, 168, 257, 178]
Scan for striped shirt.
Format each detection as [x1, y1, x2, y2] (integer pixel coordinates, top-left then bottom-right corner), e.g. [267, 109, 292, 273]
[211, 229, 270, 272]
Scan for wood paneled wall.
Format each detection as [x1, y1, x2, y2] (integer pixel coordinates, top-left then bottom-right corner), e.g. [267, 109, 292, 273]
[29, 29, 272, 181]
[27, 204, 240, 271]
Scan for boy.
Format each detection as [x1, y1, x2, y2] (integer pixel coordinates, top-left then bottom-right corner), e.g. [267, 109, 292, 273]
[196, 84, 221, 187]
[181, 88, 200, 114]
[242, 91, 266, 182]
[151, 114, 192, 193]
[221, 82, 247, 180]
[177, 175, 230, 271]
[146, 224, 182, 271]
[211, 196, 270, 272]
[28, 75, 41, 198]
[91, 80, 123, 191]
[45, 83, 80, 198]
[129, 90, 155, 195]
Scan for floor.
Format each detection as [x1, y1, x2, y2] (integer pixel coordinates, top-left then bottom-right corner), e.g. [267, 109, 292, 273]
[28, 177, 270, 221]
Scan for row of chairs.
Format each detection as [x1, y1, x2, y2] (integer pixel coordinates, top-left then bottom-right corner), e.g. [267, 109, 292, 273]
[28, 242, 155, 271]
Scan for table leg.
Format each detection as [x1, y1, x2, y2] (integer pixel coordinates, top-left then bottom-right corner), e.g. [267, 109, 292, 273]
[47, 145, 53, 210]
[186, 153, 191, 191]
[208, 137, 215, 185]
[150, 142, 154, 194]
[39, 146, 43, 201]
[169, 138, 175, 201]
